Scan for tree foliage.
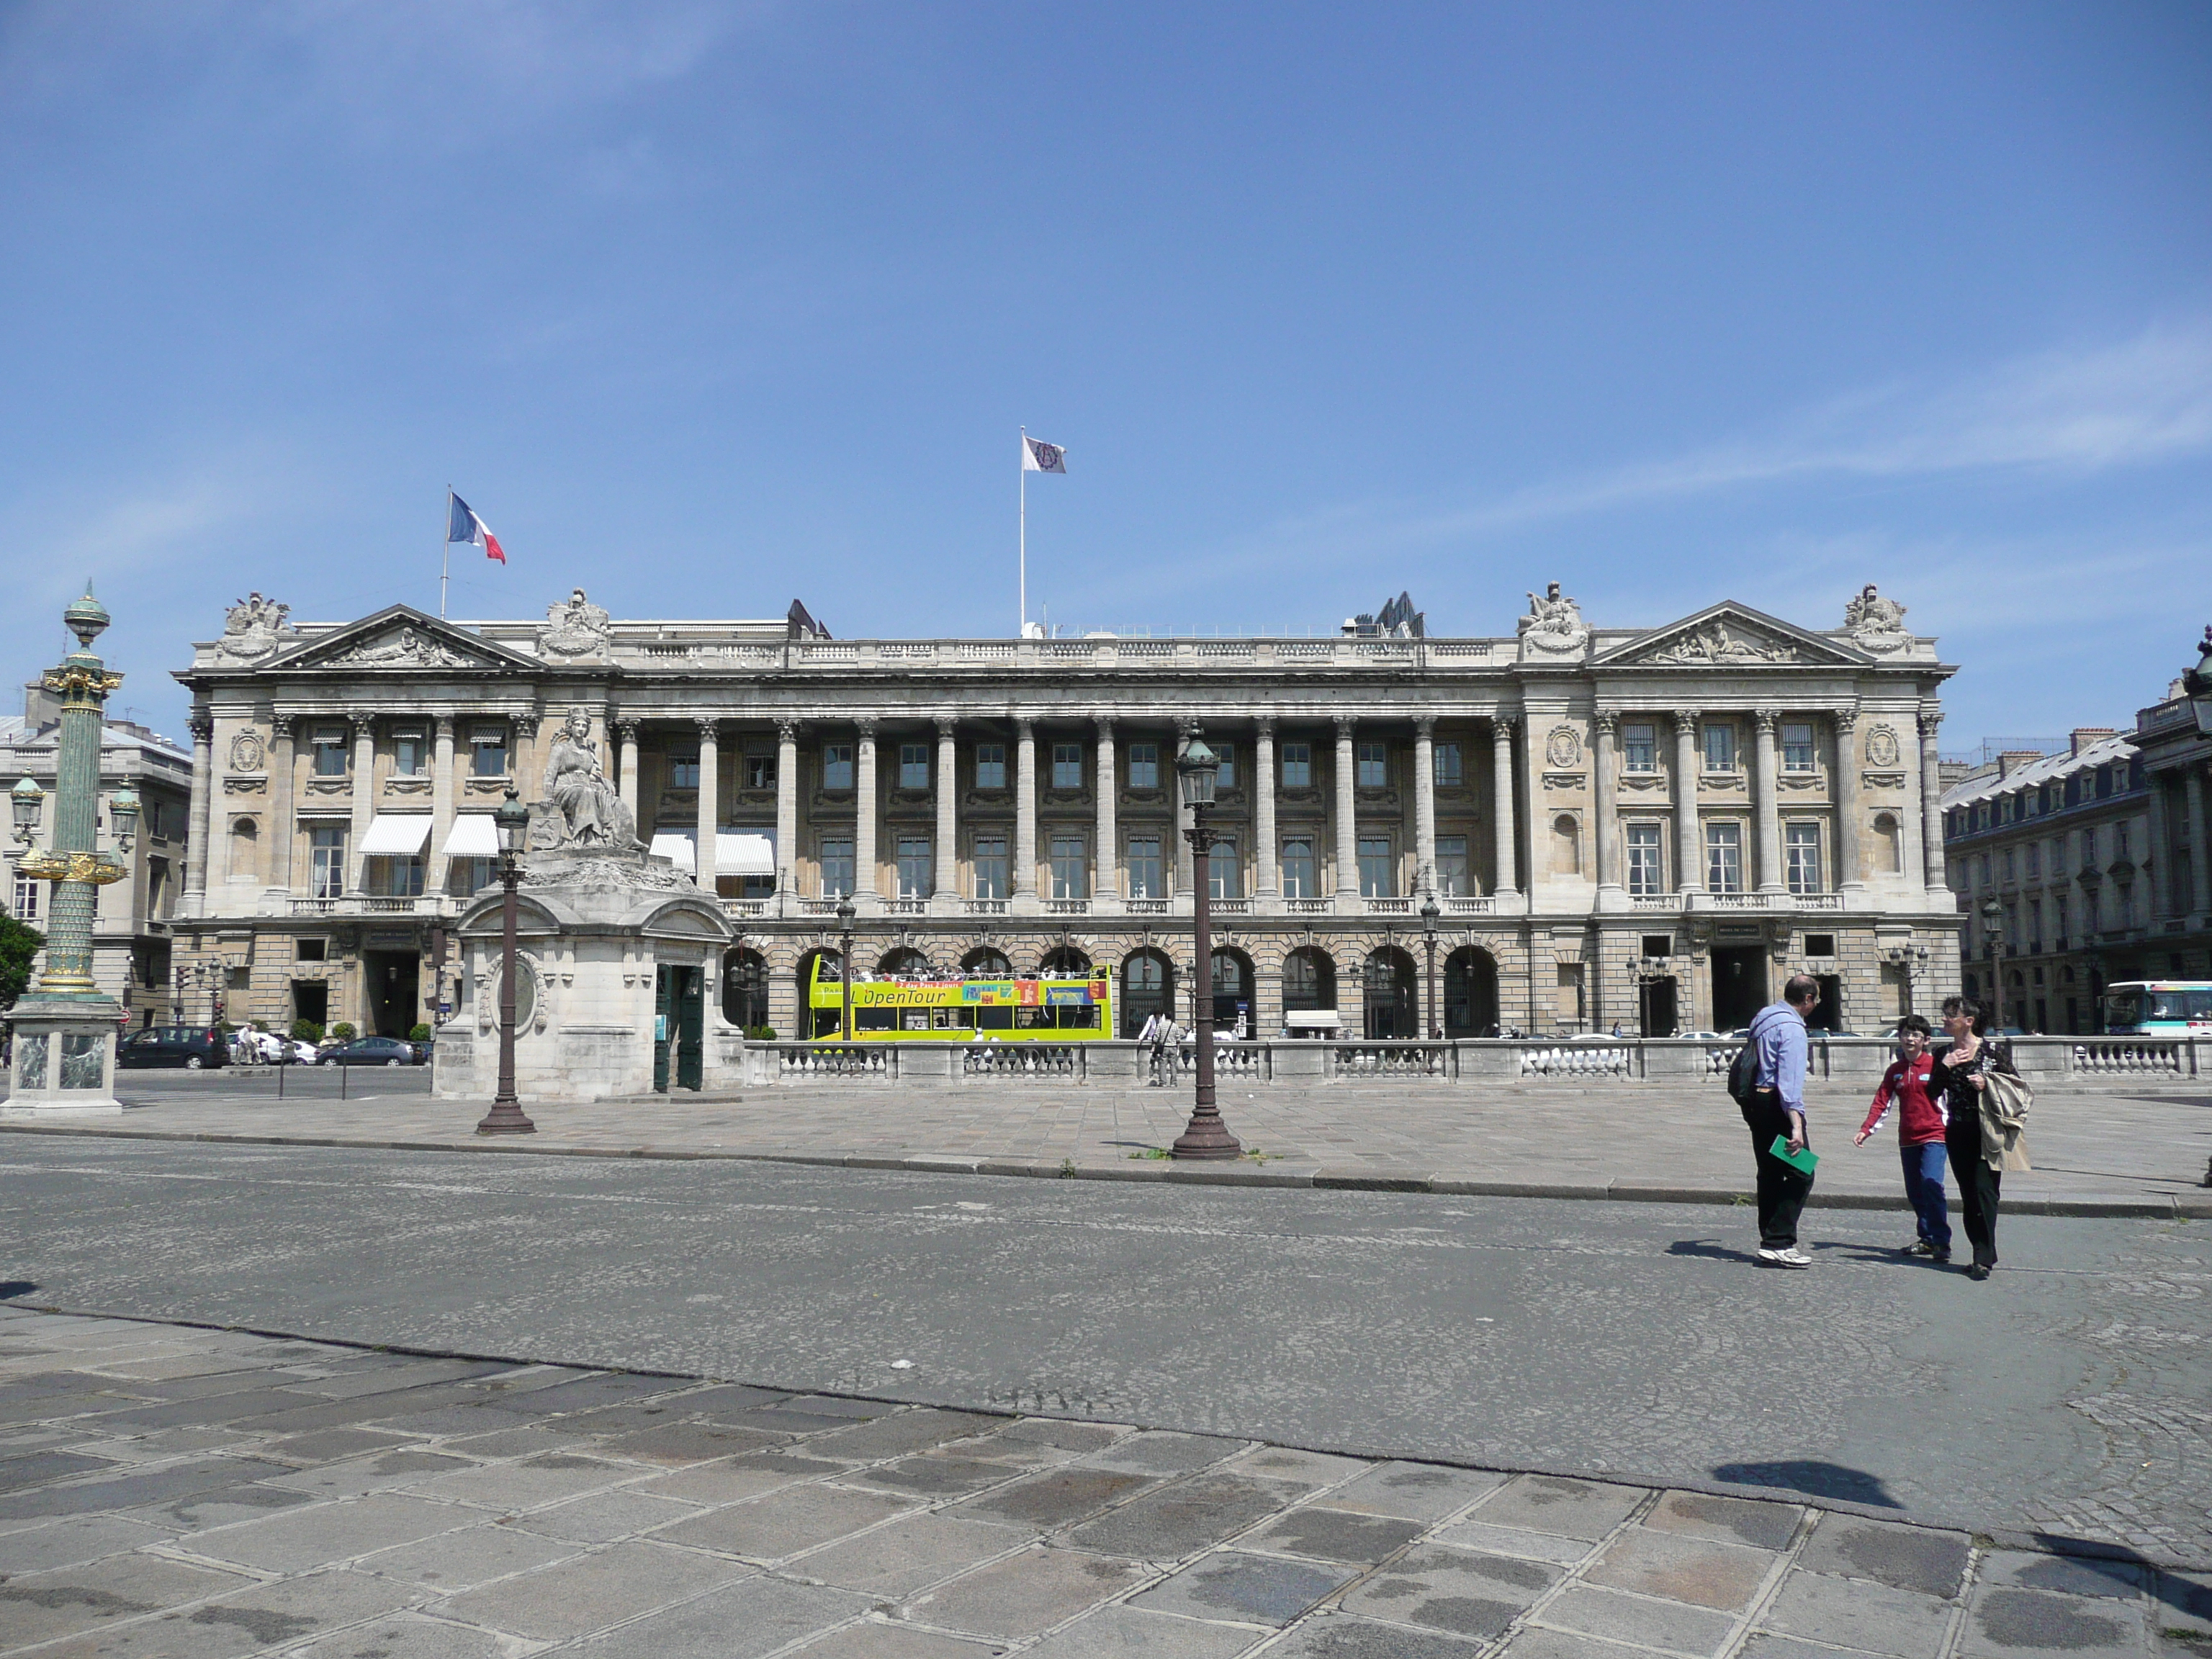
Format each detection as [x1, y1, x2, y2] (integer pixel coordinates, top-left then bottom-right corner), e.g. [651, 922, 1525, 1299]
[0, 918, 42, 1010]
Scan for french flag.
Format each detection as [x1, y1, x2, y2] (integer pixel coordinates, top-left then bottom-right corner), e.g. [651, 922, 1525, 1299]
[447, 492, 506, 564]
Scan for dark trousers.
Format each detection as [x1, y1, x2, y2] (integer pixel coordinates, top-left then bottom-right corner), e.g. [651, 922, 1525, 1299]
[1740, 1090, 1814, 1250]
[1945, 1117, 2001, 1268]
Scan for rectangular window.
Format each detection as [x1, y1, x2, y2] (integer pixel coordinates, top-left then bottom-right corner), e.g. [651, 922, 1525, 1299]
[1125, 835, 1162, 899]
[1358, 835, 1394, 897]
[899, 743, 929, 791]
[310, 827, 346, 898]
[1702, 722, 1737, 772]
[1436, 835, 1468, 896]
[1786, 823, 1822, 894]
[1357, 742, 1388, 788]
[668, 752, 700, 790]
[1281, 742, 1313, 788]
[2116, 820, 2131, 856]
[971, 835, 1007, 901]
[2081, 826, 2097, 865]
[392, 729, 426, 776]
[369, 855, 425, 898]
[1434, 741, 1463, 788]
[1051, 742, 1083, 791]
[2025, 844, 2040, 879]
[1622, 723, 1656, 773]
[819, 836, 854, 897]
[896, 835, 932, 898]
[448, 858, 495, 896]
[2003, 849, 2015, 883]
[1208, 836, 1241, 900]
[2054, 892, 2068, 940]
[469, 726, 508, 778]
[745, 754, 775, 791]
[1049, 833, 1086, 899]
[10, 876, 38, 922]
[973, 742, 1005, 791]
[1781, 722, 1815, 773]
[1707, 822, 1744, 894]
[1127, 742, 1159, 790]
[313, 726, 348, 777]
[1282, 839, 1316, 899]
[822, 744, 853, 791]
[1979, 853, 1991, 887]
[1627, 823, 1663, 896]
[1214, 744, 1236, 791]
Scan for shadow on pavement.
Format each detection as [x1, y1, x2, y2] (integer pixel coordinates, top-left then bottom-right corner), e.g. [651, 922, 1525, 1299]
[1666, 1238, 1761, 1265]
[1713, 1459, 1902, 1508]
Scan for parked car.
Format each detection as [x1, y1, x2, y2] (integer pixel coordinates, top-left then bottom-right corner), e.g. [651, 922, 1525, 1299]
[119, 1026, 231, 1070]
[1678, 1030, 1725, 1042]
[322, 1035, 428, 1067]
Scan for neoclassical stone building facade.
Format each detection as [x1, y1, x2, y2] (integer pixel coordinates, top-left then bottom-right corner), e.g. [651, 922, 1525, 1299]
[171, 583, 1962, 1056]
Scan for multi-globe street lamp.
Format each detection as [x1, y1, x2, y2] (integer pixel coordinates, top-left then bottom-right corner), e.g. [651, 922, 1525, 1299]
[1979, 894, 2005, 1035]
[1884, 940, 1930, 1019]
[1420, 893, 1442, 1040]
[475, 786, 536, 1136]
[835, 896, 856, 1043]
[1171, 735, 1239, 1161]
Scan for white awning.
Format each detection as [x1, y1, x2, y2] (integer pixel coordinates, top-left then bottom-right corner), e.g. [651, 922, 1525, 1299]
[359, 814, 432, 856]
[649, 829, 776, 878]
[441, 814, 499, 858]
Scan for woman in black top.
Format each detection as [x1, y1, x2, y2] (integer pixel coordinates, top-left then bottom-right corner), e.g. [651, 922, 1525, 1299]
[1930, 994, 2005, 1280]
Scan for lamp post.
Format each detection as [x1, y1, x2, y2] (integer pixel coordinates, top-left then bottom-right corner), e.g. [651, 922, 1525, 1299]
[5, 587, 132, 1115]
[1420, 894, 1442, 1040]
[1979, 895, 2005, 1034]
[475, 786, 535, 1136]
[1172, 736, 1239, 1160]
[2185, 624, 2212, 735]
[835, 896, 855, 1043]
[1884, 940, 1930, 1019]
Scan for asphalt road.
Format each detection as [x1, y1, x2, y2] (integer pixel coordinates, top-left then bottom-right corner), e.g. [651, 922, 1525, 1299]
[1, 1137, 2206, 1566]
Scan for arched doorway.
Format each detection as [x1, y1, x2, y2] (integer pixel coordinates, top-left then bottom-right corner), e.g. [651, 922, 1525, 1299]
[879, 947, 936, 979]
[796, 947, 843, 1038]
[1040, 945, 1092, 976]
[1363, 948, 1417, 1038]
[963, 947, 1012, 977]
[1282, 947, 1337, 1033]
[1443, 946, 1499, 1038]
[721, 948, 770, 1032]
[1210, 948, 1254, 1036]
[1120, 949, 1173, 1037]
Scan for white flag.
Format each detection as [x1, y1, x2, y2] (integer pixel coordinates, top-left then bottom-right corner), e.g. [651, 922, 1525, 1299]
[1022, 436, 1067, 473]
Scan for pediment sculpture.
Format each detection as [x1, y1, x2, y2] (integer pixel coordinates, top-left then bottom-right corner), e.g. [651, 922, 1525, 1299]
[536, 707, 644, 853]
[1647, 618, 1799, 665]
[1843, 584, 1910, 654]
[323, 626, 482, 670]
[1518, 581, 1590, 652]
[539, 588, 613, 657]
[215, 593, 295, 663]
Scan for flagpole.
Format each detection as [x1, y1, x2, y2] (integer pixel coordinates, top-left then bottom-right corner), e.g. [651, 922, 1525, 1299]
[1018, 427, 1028, 638]
[440, 487, 452, 620]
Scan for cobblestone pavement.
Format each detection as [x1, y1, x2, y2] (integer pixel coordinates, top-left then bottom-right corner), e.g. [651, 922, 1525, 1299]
[10, 1071, 2212, 1209]
[1, 1138, 2208, 1574]
[1, 1308, 2208, 1659]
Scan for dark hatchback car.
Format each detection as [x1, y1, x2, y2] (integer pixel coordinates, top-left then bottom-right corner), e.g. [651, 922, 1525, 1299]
[323, 1035, 427, 1067]
[118, 1026, 231, 1070]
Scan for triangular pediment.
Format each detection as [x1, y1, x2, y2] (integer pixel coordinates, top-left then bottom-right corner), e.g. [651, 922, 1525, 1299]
[1594, 603, 1869, 670]
[266, 606, 536, 674]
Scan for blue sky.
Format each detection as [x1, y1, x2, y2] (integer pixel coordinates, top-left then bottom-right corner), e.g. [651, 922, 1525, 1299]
[2, 1, 2207, 747]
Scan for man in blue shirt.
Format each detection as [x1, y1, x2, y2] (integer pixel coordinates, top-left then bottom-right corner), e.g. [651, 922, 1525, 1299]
[1743, 974, 1822, 1268]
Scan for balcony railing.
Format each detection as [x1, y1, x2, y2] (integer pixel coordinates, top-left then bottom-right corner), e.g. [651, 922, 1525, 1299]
[884, 899, 928, 916]
[1365, 897, 1413, 914]
[1044, 899, 1091, 915]
[1124, 899, 1169, 915]
[1442, 896, 1494, 914]
[963, 899, 1008, 916]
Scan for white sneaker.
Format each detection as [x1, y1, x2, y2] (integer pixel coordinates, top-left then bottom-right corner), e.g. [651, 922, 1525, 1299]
[1757, 1246, 1812, 1269]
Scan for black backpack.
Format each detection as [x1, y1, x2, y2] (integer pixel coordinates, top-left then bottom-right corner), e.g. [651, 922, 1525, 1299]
[1726, 1033, 1762, 1107]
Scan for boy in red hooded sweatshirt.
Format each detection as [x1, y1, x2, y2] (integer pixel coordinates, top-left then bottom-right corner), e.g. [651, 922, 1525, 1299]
[1854, 1014, 1950, 1260]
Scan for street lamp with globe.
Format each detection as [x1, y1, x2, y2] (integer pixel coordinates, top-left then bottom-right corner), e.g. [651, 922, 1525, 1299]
[1420, 893, 1442, 1040]
[475, 786, 536, 1136]
[835, 896, 856, 1043]
[1979, 894, 2005, 1035]
[1171, 735, 1240, 1161]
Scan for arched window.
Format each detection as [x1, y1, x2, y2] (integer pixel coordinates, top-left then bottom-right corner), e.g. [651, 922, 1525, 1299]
[963, 948, 1012, 977]
[1040, 945, 1092, 976]
[1362, 948, 1418, 1039]
[1210, 948, 1253, 1033]
[1551, 814, 1582, 876]
[721, 948, 770, 1030]
[1443, 946, 1500, 1038]
[228, 817, 259, 883]
[1120, 949, 1173, 1036]
[796, 948, 843, 1037]
[878, 947, 936, 979]
[1281, 947, 1336, 1022]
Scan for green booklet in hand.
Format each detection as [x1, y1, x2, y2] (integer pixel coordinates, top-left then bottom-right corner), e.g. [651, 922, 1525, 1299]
[1769, 1135, 1818, 1174]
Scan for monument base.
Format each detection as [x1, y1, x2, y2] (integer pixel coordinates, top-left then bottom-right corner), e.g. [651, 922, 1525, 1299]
[5, 996, 126, 1115]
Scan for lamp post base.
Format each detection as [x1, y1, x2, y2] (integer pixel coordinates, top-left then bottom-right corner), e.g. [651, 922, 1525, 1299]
[475, 1099, 536, 1136]
[1171, 1107, 1241, 1161]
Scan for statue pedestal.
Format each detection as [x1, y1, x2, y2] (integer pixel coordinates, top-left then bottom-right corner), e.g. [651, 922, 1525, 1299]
[5, 997, 125, 1115]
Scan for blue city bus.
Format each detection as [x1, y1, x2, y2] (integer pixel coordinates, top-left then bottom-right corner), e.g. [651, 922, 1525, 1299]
[2100, 981, 2212, 1035]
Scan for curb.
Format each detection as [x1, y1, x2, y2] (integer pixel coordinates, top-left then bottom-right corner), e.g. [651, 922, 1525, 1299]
[2, 1120, 2206, 1217]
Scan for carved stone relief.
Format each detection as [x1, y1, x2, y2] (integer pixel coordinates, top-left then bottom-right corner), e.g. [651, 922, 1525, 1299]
[228, 731, 265, 772]
[1545, 726, 1583, 769]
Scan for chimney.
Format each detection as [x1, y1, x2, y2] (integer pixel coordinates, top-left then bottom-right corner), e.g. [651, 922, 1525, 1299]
[2069, 727, 2117, 757]
[1996, 751, 2044, 780]
[22, 678, 60, 732]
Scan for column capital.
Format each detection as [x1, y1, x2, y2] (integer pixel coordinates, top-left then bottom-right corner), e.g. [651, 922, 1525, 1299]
[1414, 715, 1435, 738]
[695, 715, 721, 739]
[1491, 714, 1519, 737]
[1754, 709, 1779, 734]
[271, 711, 296, 738]
[1833, 705, 1858, 732]
[1333, 715, 1356, 739]
[1013, 715, 1033, 738]
[616, 719, 639, 742]
[855, 716, 878, 739]
[776, 719, 801, 745]
[1917, 706, 1945, 739]
[188, 711, 215, 744]
[348, 709, 377, 736]
[1094, 714, 1115, 739]
[432, 712, 456, 739]
[935, 714, 957, 739]
[1254, 715, 1276, 739]
[512, 712, 540, 739]
[1668, 709, 1696, 737]
[1592, 710, 1618, 737]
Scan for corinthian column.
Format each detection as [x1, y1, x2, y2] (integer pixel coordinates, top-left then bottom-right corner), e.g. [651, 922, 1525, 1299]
[693, 718, 720, 896]
[1414, 716, 1438, 895]
[616, 721, 640, 816]
[267, 714, 296, 895]
[1753, 710, 1784, 894]
[1093, 716, 1118, 906]
[1333, 716, 1358, 904]
[933, 716, 958, 910]
[1491, 716, 1519, 898]
[1672, 713, 1700, 894]
[1013, 718, 1036, 904]
[1254, 717, 1278, 899]
[184, 713, 212, 917]
[1917, 707, 1948, 894]
[775, 720, 800, 901]
[855, 719, 879, 909]
[1593, 711, 1621, 896]
[2188, 765, 2211, 919]
[1835, 708, 1864, 892]
[346, 711, 376, 894]
[427, 714, 455, 897]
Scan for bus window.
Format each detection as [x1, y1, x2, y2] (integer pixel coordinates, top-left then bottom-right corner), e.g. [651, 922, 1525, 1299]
[950, 1007, 976, 1028]
[1056, 1004, 1100, 1030]
[902, 1010, 931, 1032]
[858, 1007, 897, 1031]
[976, 1006, 1012, 1030]
[1017, 1007, 1053, 1030]
[931, 1008, 954, 1030]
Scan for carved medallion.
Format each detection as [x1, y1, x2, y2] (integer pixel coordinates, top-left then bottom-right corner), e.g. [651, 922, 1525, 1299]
[227, 731, 265, 773]
[1865, 724, 1901, 769]
[1545, 725, 1583, 768]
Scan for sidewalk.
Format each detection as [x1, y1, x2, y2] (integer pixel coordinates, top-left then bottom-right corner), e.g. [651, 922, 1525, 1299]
[1, 1305, 2205, 1658]
[6, 1074, 2211, 1214]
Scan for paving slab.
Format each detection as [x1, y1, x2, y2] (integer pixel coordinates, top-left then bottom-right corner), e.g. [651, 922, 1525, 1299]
[1020, 1603, 1260, 1656]
[0, 1550, 255, 1647]
[1065, 1472, 1304, 1558]
[789, 1622, 1012, 1658]
[1532, 1584, 1739, 1655]
[1960, 1584, 2149, 1656]
[1642, 1488, 1805, 1550]
[188, 1491, 486, 1572]
[898, 1544, 1151, 1639]
[1130, 1547, 1356, 1626]
[1755, 1568, 1956, 1659]
[511, 1485, 705, 1542]
[1467, 1475, 1650, 1542]
[564, 1573, 873, 1658]
[357, 1519, 580, 1588]
[655, 1480, 921, 1561]
[1795, 1512, 1973, 1598]
[432, 1536, 755, 1640]
[1240, 1504, 1427, 1565]
[792, 1511, 1031, 1595]
[948, 1463, 1159, 1529]
[1268, 1613, 1491, 1656]
[1343, 1542, 1563, 1639]
[1323, 1462, 1505, 1524]
[1581, 1524, 1781, 1611]
[279, 1614, 514, 1658]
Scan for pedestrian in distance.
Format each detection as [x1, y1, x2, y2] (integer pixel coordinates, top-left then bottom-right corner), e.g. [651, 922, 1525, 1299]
[1930, 995, 2020, 1281]
[1853, 1014, 1949, 1262]
[1736, 973, 1822, 1269]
